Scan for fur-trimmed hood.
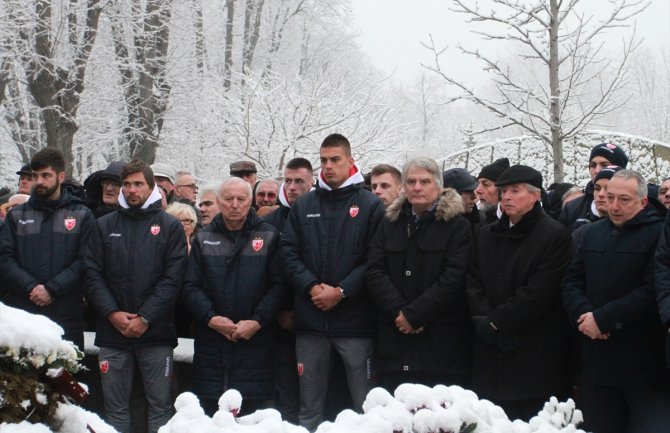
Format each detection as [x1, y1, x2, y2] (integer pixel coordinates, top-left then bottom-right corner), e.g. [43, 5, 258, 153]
[385, 187, 465, 222]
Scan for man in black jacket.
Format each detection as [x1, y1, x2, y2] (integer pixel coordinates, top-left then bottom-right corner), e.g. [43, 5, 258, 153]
[85, 160, 187, 433]
[559, 142, 628, 232]
[182, 177, 284, 416]
[468, 165, 573, 420]
[282, 134, 384, 431]
[367, 158, 473, 390]
[564, 170, 670, 433]
[0, 148, 94, 349]
[263, 157, 313, 424]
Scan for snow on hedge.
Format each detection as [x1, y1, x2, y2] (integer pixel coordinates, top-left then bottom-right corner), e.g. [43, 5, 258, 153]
[438, 130, 670, 185]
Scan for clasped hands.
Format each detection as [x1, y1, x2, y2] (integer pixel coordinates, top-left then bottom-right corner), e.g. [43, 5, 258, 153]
[108, 311, 149, 338]
[29, 284, 53, 307]
[208, 316, 261, 342]
[310, 283, 342, 311]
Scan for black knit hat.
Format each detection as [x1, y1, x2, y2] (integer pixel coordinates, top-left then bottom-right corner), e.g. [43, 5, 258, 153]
[593, 165, 623, 183]
[478, 158, 510, 181]
[443, 168, 478, 192]
[589, 143, 628, 168]
[495, 165, 543, 189]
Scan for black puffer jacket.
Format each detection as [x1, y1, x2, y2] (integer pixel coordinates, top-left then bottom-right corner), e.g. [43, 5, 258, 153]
[0, 188, 95, 346]
[85, 195, 188, 349]
[281, 177, 384, 337]
[366, 189, 473, 377]
[564, 203, 667, 386]
[468, 202, 573, 400]
[182, 211, 284, 400]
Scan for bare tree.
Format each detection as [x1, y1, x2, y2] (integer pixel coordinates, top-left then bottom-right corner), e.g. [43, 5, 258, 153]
[424, 0, 648, 182]
[3, 0, 102, 174]
[109, 0, 173, 164]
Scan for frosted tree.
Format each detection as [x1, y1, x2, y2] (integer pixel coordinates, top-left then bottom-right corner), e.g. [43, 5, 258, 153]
[1, 0, 102, 174]
[424, 0, 649, 182]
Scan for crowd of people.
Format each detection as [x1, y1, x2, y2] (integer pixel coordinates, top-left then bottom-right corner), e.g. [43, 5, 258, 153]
[1, 135, 670, 433]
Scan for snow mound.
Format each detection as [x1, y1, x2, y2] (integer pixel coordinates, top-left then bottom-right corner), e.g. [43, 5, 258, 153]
[0, 303, 80, 369]
[0, 404, 119, 433]
[159, 385, 586, 433]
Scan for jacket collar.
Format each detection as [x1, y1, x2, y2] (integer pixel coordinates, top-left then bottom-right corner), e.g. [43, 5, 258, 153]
[385, 187, 465, 223]
[118, 185, 163, 210]
[316, 164, 365, 191]
[493, 201, 544, 235]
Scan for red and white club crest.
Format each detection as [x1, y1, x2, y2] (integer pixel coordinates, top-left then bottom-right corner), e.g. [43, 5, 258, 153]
[252, 238, 264, 252]
[99, 360, 109, 374]
[150, 225, 161, 236]
[64, 217, 76, 231]
[349, 205, 359, 218]
[297, 363, 304, 377]
[607, 143, 617, 150]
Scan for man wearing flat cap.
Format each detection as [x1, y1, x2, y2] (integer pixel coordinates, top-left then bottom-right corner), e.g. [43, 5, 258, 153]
[16, 164, 35, 195]
[230, 160, 258, 187]
[559, 143, 629, 232]
[467, 164, 573, 420]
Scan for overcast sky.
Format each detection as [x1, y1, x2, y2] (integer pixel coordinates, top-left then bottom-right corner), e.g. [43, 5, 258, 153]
[351, 0, 670, 85]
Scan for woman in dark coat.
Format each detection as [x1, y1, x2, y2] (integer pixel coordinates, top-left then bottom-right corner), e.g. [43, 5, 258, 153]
[467, 165, 573, 420]
[366, 158, 473, 391]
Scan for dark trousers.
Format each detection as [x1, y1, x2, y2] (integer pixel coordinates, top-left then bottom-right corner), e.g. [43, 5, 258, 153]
[579, 382, 670, 433]
[98, 346, 173, 433]
[274, 335, 300, 424]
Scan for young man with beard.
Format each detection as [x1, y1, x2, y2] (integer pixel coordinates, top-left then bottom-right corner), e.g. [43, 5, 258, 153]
[0, 148, 95, 348]
[282, 134, 384, 431]
[86, 160, 187, 433]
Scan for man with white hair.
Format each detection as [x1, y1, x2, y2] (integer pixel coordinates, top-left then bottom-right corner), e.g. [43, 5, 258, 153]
[468, 164, 573, 420]
[183, 177, 284, 416]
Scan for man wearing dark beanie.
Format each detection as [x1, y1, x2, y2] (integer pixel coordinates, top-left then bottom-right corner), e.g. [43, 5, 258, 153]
[468, 164, 572, 420]
[559, 143, 628, 232]
[475, 157, 510, 223]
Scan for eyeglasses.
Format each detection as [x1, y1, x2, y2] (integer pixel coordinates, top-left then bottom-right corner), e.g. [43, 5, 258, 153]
[180, 218, 194, 225]
[177, 184, 198, 191]
[256, 192, 277, 198]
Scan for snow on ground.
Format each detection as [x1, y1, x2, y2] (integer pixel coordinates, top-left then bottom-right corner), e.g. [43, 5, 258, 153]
[1, 303, 588, 433]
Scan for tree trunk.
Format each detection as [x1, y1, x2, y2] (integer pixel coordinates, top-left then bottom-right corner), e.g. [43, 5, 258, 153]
[223, 0, 235, 90]
[193, 0, 208, 75]
[548, 0, 564, 183]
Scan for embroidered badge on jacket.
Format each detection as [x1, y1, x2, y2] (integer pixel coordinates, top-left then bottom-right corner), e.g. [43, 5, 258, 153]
[64, 217, 76, 231]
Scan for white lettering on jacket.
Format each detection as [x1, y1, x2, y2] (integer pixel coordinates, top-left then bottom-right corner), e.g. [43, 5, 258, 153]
[18, 219, 35, 225]
[109, 233, 122, 237]
[203, 240, 221, 246]
[306, 213, 321, 218]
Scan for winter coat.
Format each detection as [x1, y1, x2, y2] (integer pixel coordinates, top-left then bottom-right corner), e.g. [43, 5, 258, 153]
[657, 208, 670, 329]
[563, 203, 667, 386]
[468, 202, 573, 400]
[85, 190, 188, 349]
[366, 189, 473, 378]
[558, 182, 596, 232]
[281, 173, 385, 337]
[263, 204, 290, 235]
[0, 188, 95, 346]
[182, 211, 284, 400]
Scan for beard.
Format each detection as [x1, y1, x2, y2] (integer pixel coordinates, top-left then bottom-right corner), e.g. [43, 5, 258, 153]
[34, 181, 60, 200]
